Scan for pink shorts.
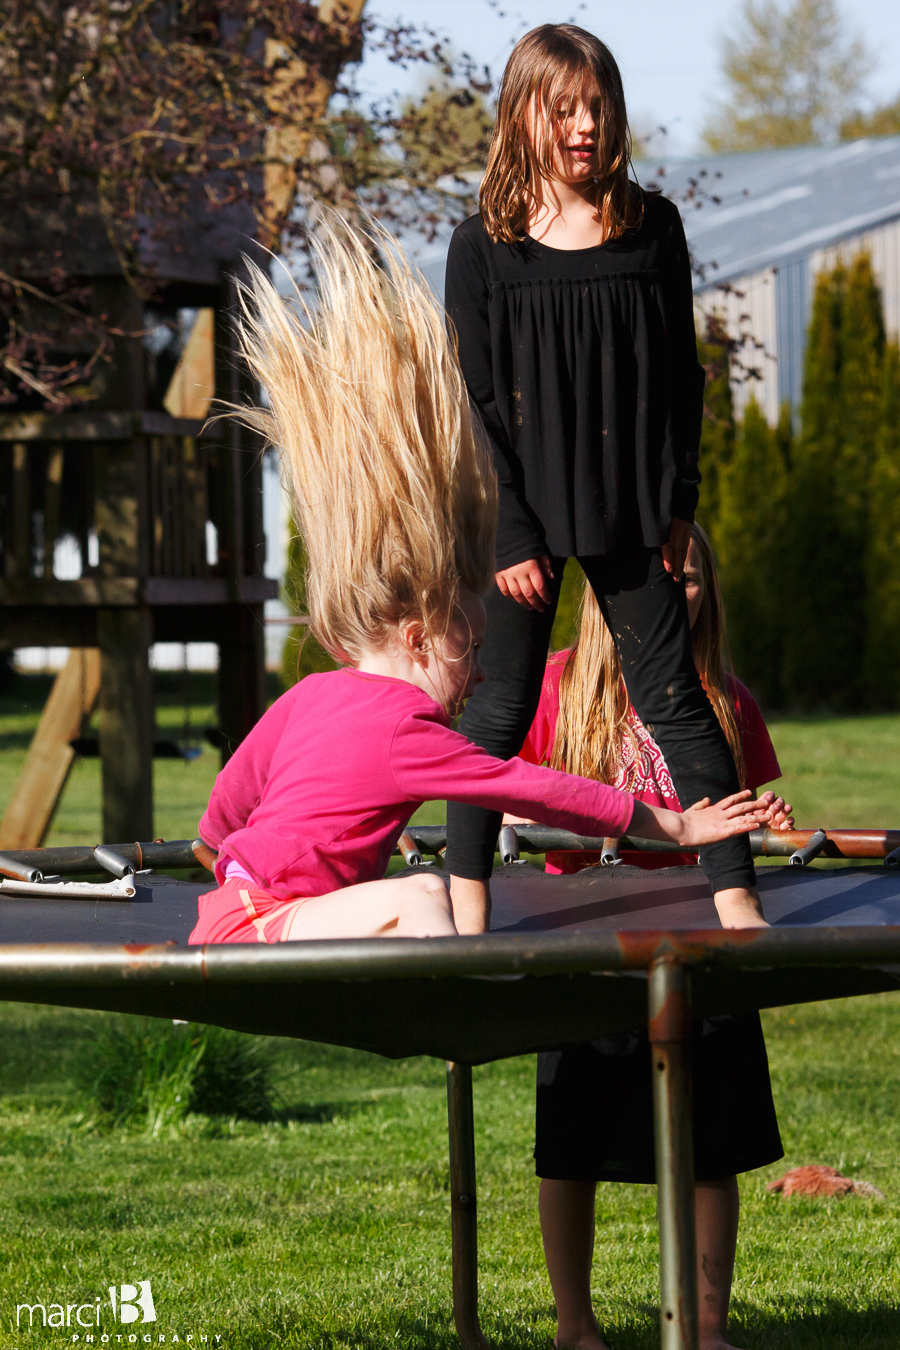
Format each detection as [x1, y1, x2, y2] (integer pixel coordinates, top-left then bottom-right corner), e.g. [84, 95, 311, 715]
[189, 878, 309, 945]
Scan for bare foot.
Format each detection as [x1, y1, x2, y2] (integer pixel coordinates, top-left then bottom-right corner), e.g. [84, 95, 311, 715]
[555, 1328, 610, 1350]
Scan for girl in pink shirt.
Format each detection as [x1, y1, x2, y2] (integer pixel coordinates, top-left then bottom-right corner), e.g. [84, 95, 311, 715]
[190, 227, 774, 946]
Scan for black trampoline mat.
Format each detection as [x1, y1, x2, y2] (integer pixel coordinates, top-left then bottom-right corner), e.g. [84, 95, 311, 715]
[489, 862, 900, 932]
[3, 863, 900, 947]
[1, 865, 898, 1061]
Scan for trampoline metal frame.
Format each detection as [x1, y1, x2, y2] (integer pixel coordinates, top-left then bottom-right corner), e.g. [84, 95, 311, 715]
[4, 825, 900, 881]
[0, 928, 899, 1350]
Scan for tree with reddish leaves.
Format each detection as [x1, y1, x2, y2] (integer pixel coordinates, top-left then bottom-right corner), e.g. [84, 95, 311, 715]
[0, 0, 489, 409]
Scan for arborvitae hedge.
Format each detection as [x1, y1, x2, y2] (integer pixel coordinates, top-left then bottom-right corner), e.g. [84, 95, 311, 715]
[782, 254, 886, 709]
[864, 342, 900, 708]
[704, 251, 900, 713]
[713, 399, 790, 709]
[696, 312, 736, 529]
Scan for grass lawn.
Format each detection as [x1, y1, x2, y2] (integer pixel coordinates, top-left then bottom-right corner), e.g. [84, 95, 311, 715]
[1, 678, 899, 1346]
[0, 995, 898, 1349]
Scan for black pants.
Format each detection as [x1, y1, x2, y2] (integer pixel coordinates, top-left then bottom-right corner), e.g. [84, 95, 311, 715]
[445, 547, 756, 893]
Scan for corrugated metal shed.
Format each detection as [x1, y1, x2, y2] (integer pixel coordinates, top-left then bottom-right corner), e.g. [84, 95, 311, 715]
[655, 137, 900, 421]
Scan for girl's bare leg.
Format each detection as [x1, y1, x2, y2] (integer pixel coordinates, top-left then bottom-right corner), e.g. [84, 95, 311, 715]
[696, 1175, 742, 1350]
[448, 875, 492, 934]
[540, 1175, 741, 1350]
[281, 871, 457, 940]
[539, 1179, 609, 1350]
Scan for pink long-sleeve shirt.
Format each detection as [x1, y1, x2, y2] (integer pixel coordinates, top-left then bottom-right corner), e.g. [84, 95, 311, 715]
[200, 668, 635, 900]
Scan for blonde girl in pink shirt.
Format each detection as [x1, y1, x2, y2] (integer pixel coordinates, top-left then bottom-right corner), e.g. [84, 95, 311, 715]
[190, 226, 775, 945]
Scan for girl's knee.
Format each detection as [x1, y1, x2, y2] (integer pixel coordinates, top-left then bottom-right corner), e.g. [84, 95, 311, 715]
[410, 870, 450, 902]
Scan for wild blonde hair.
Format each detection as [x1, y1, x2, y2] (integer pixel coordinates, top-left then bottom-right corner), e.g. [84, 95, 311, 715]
[480, 24, 642, 245]
[552, 524, 746, 788]
[233, 223, 497, 668]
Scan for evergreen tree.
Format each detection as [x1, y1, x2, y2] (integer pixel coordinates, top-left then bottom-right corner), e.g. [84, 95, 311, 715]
[781, 255, 885, 709]
[864, 342, 900, 707]
[838, 253, 885, 522]
[781, 265, 847, 708]
[714, 398, 789, 708]
[696, 311, 737, 538]
[279, 528, 338, 690]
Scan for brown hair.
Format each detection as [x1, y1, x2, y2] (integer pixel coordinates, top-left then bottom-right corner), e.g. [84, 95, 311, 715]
[230, 221, 497, 677]
[479, 24, 641, 245]
[551, 523, 746, 789]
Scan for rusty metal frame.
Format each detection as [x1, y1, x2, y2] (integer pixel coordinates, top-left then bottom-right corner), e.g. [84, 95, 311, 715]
[3, 826, 900, 882]
[0, 928, 898, 1350]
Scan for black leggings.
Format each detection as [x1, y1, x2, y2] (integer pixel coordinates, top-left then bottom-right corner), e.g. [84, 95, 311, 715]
[445, 547, 755, 894]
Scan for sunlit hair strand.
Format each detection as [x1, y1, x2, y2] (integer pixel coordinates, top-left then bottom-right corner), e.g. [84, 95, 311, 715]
[229, 221, 498, 680]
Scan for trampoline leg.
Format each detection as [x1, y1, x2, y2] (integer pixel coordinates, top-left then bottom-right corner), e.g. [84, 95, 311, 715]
[649, 959, 698, 1350]
[446, 1061, 488, 1349]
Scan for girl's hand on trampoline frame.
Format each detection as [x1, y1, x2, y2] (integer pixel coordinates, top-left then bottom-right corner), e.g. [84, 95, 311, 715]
[496, 554, 555, 611]
[762, 795, 794, 830]
[630, 790, 775, 848]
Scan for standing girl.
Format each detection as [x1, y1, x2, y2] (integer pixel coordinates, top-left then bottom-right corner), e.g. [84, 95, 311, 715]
[443, 24, 766, 932]
[189, 227, 771, 945]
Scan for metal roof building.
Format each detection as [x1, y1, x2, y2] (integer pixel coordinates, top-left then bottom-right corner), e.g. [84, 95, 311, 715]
[645, 137, 900, 423]
[411, 137, 900, 426]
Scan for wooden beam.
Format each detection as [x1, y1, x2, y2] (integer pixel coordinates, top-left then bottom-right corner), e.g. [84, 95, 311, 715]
[98, 608, 154, 842]
[9, 442, 30, 579]
[217, 604, 267, 764]
[0, 649, 101, 850]
[42, 443, 64, 578]
[0, 410, 213, 442]
[0, 576, 279, 607]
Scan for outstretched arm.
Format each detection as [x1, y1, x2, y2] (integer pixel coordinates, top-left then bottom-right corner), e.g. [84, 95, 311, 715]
[629, 790, 774, 848]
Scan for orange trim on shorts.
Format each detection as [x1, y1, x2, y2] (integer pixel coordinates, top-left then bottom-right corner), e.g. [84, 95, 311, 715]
[239, 888, 308, 943]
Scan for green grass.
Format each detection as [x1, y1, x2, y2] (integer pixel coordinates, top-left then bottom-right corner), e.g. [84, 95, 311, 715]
[0, 995, 898, 1348]
[2, 680, 900, 1344]
[766, 712, 900, 828]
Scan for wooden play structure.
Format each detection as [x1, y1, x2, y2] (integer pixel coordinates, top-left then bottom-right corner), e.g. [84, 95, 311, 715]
[0, 0, 366, 846]
[0, 276, 277, 844]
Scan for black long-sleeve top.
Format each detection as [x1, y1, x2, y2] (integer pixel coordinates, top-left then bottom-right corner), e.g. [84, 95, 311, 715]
[444, 192, 705, 569]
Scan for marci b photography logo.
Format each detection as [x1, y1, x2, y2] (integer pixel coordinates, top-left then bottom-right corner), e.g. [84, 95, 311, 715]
[16, 1281, 155, 1332]
[13, 1278, 222, 1343]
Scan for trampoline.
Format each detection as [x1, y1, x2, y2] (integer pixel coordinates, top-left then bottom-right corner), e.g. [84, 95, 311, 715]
[1, 828, 900, 1350]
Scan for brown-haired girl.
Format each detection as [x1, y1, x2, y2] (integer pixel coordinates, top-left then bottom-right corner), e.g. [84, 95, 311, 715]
[510, 524, 792, 1350]
[443, 24, 769, 935]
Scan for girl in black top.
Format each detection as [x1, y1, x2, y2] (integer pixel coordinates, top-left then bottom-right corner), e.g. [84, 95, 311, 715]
[444, 26, 772, 1348]
[444, 25, 768, 938]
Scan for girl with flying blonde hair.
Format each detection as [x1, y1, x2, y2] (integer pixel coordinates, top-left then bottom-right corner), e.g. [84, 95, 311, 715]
[510, 524, 793, 1350]
[189, 227, 772, 946]
[443, 23, 771, 936]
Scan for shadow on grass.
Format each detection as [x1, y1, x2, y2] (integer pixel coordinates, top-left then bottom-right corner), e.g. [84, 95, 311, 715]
[304, 1298, 900, 1350]
[730, 1297, 900, 1349]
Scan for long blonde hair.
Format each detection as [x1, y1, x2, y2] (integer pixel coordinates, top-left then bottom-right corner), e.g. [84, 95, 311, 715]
[232, 223, 497, 669]
[479, 24, 641, 245]
[552, 524, 746, 788]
